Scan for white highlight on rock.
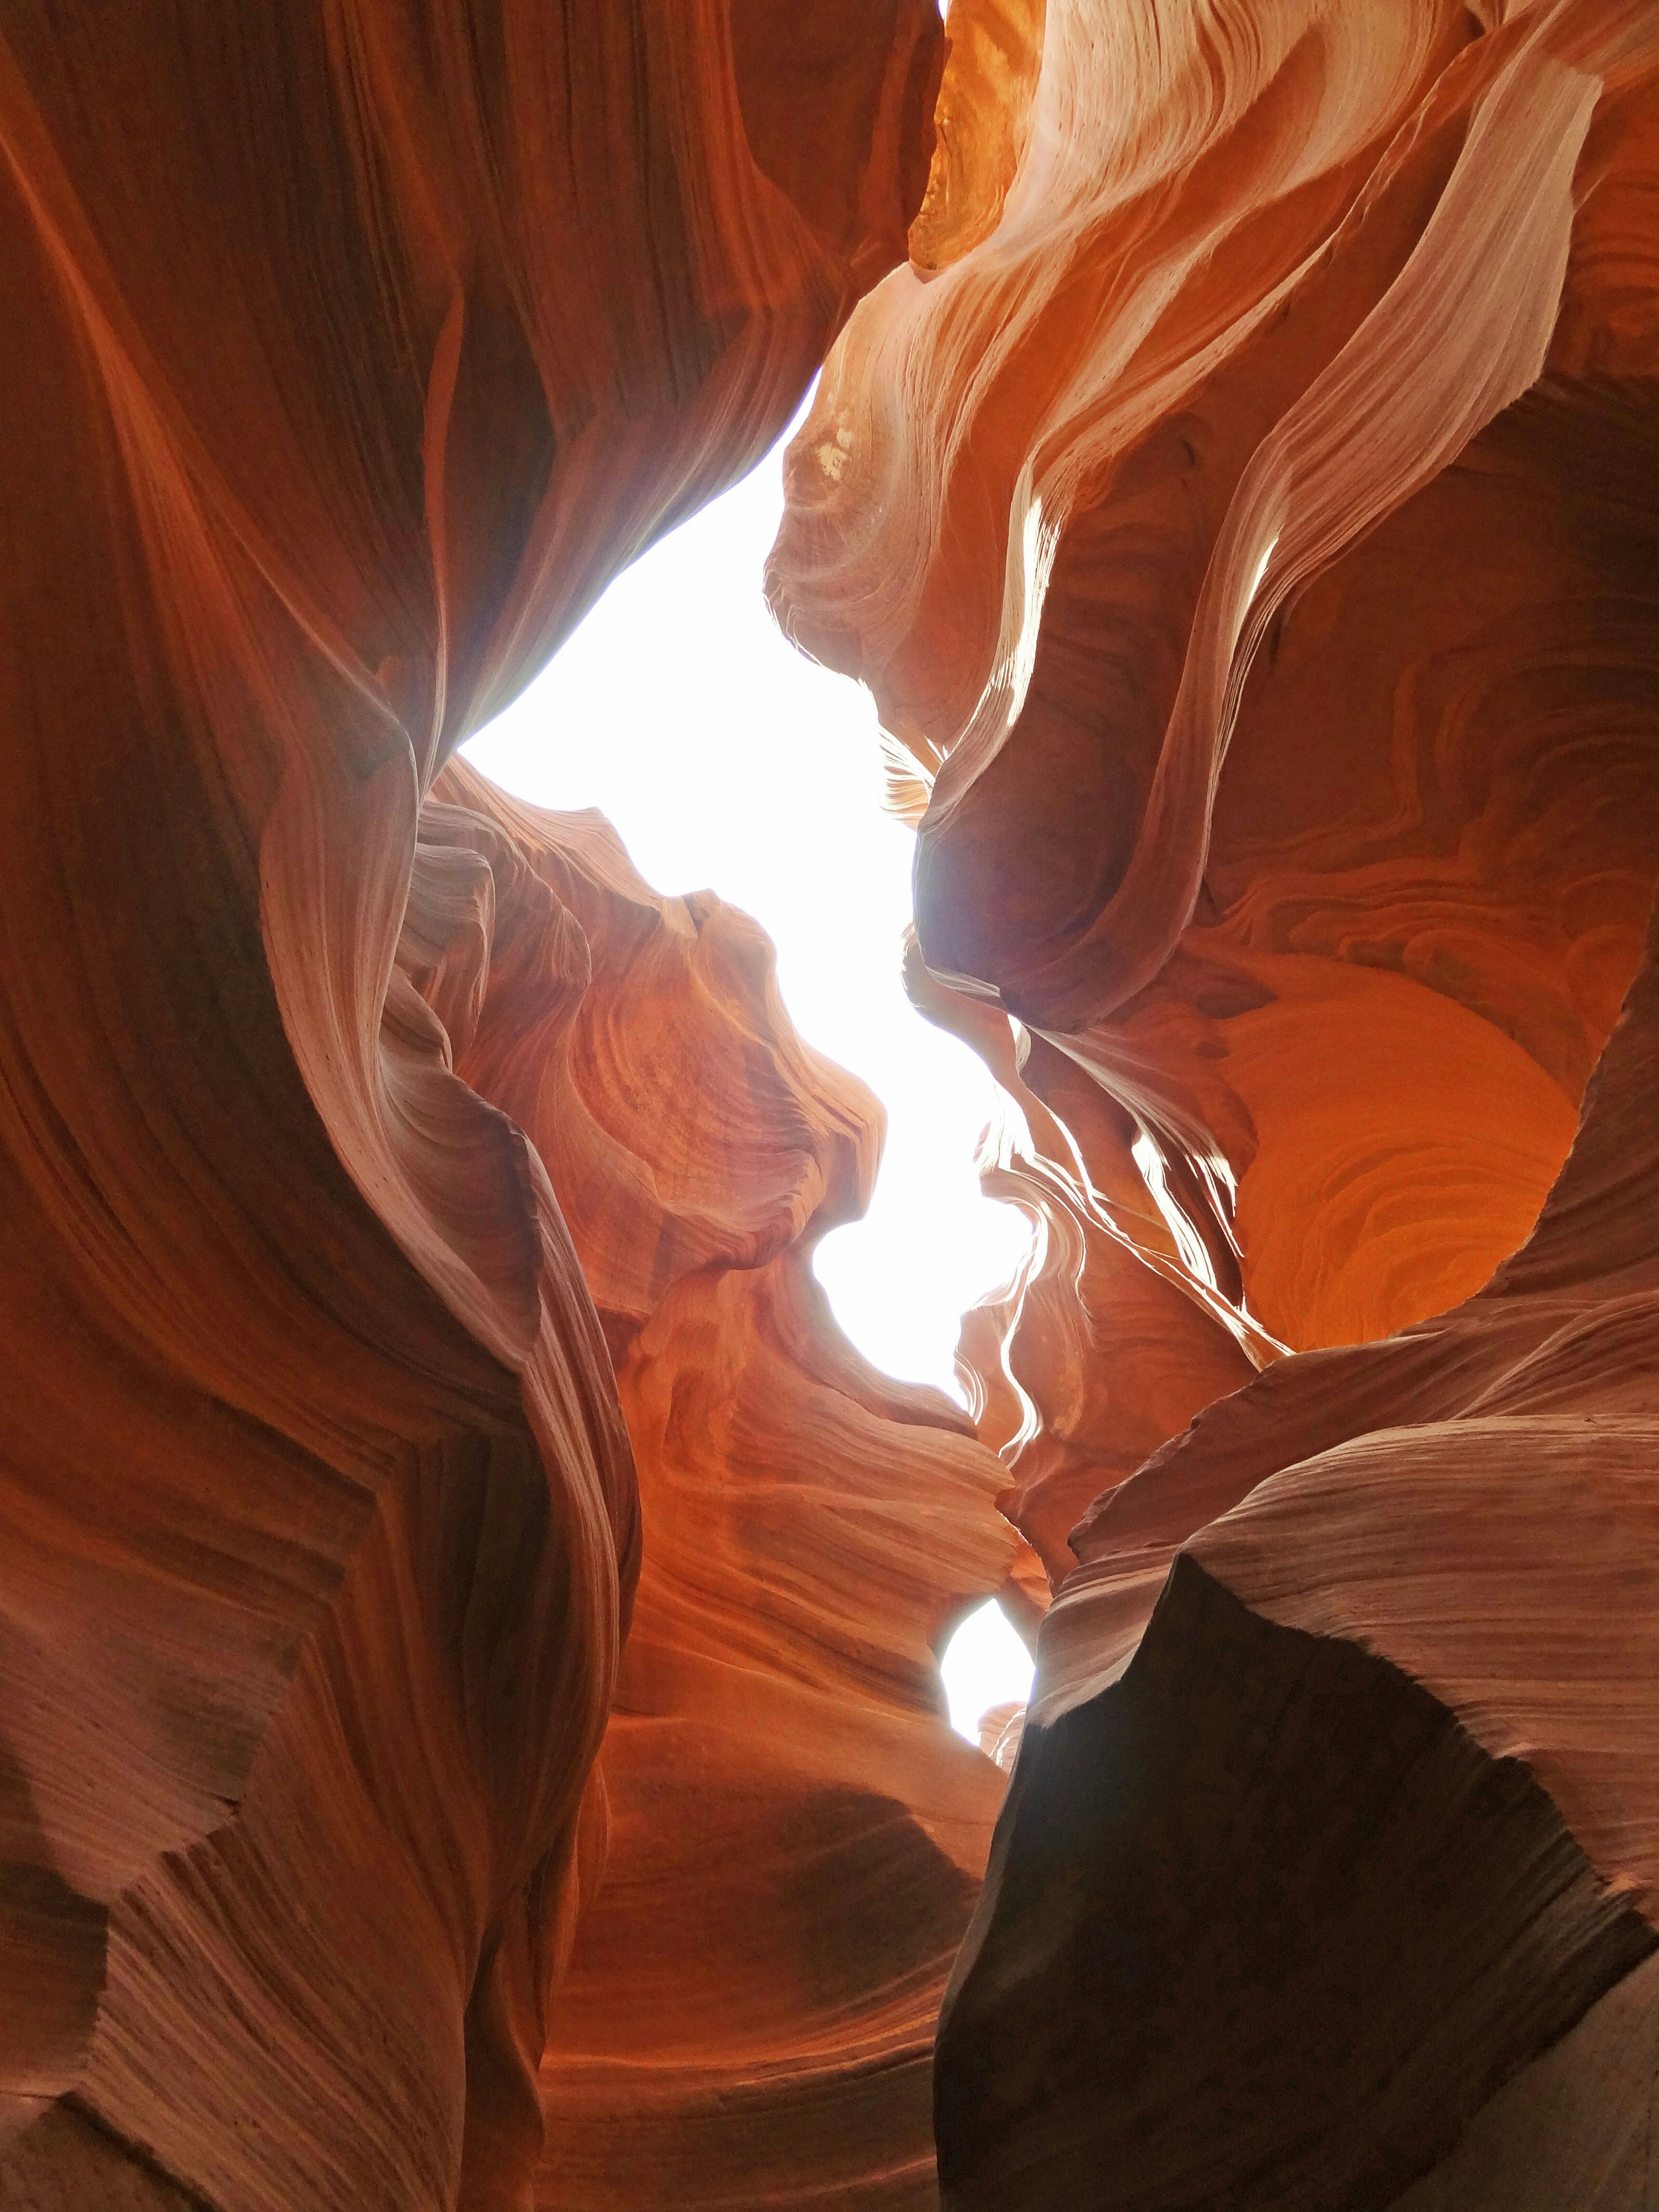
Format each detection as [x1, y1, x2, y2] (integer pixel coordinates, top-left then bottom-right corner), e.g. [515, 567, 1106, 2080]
[1247, 533, 1278, 607]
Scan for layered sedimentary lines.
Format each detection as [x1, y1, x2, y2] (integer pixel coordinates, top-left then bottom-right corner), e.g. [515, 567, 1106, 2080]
[942, 907, 1659, 2207]
[772, 0, 1659, 2203]
[0, 6, 997, 2209]
[772, 0, 1659, 1460]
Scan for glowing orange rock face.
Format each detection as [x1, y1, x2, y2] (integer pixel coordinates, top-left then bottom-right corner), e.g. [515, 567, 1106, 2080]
[0, 6, 960, 2207]
[775, 0, 1659, 1427]
[773, 0, 1659, 2200]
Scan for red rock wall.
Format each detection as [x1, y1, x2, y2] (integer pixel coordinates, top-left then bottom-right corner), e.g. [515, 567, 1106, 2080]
[771, 0, 1659, 2201]
[0, 7, 982, 2208]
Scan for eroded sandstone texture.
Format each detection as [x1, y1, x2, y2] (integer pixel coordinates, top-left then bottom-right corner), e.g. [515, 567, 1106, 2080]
[770, 0, 1659, 2204]
[0, 7, 1015, 2209]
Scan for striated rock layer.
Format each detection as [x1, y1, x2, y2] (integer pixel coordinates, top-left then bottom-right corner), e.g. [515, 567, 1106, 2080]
[940, 903, 1659, 2210]
[0, 6, 1007, 2210]
[772, 0, 1659, 2202]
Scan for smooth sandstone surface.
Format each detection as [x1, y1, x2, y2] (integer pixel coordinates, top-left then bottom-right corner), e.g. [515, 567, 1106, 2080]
[415, 767, 1014, 2209]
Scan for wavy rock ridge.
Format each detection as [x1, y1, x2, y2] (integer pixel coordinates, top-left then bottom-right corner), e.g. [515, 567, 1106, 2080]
[772, 0, 1659, 2203]
[412, 765, 1013, 2209]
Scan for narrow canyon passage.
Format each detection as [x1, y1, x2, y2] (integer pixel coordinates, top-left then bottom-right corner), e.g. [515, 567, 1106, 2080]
[2, 3, 1659, 2210]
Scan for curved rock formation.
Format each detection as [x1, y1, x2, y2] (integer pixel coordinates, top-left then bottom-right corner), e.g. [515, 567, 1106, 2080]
[771, 0, 1659, 2200]
[0, 6, 966, 2208]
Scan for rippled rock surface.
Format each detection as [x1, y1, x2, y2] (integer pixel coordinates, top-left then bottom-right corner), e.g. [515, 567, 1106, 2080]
[410, 766, 1013, 2209]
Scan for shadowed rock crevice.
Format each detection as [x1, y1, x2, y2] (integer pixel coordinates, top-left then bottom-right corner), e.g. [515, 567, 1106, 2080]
[938, 1557, 1657, 2212]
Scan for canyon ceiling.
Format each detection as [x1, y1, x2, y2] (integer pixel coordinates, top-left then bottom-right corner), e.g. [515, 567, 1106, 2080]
[0, 2, 1656, 2209]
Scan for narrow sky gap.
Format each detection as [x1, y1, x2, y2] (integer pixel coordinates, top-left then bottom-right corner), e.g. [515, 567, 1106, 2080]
[941, 1598, 1035, 1742]
[466, 398, 1030, 1405]
[466, 400, 1035, 1747]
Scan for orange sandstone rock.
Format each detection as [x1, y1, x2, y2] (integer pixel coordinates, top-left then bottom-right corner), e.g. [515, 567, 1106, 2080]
[773, 0, 1659, 2200]
[941, 904, 1659, 2210]
[8, 0, 1659, 2202]
[774, 0, 1659, 1421]
[0, 6, 951, 2207]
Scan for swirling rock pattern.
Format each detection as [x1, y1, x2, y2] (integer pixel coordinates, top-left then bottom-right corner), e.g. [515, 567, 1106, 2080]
[411, 766, 1014, 2209]
[0, 5, 962, 2208]
[943, 903, 1659, 2210]
[773, 0, 1659, 2201]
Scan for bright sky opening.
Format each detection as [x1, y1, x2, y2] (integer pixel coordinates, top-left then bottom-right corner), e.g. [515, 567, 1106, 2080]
[465, 400, 1035, 1748]
[940, 1600, 1036, 1742]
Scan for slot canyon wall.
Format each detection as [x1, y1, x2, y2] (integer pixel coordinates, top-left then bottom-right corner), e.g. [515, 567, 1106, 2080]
[1, 4, 1657, 2212]
[771, 0, 1659, 2204]
[0, 4, 1014, 2208]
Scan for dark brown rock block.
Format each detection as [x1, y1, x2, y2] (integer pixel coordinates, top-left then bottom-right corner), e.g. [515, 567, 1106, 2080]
[938, 1559, 1655, 2212]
